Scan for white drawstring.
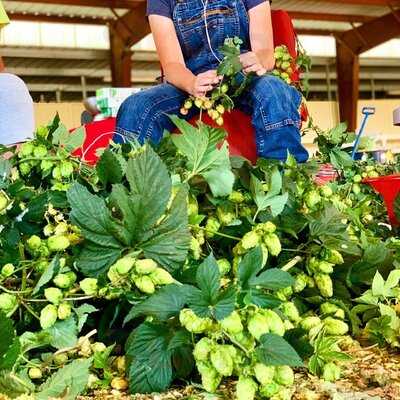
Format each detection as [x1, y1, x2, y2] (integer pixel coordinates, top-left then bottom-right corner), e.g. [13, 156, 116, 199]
[200, 0, 222, 63]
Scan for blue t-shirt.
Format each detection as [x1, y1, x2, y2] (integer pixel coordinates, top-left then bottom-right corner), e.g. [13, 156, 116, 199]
[147, 0, 266, 18]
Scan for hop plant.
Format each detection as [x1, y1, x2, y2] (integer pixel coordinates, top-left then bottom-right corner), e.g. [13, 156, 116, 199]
[322, 362, 341, 382]
[304, 190, 321, 209]
[210, 345, 234, 376]
[60, 161, 74, 178]
[179, 308, 212, 333]
[80, 278, 98, 295]
[281, 302, 300, 323]
[229, 190, 245, 204]
[1, 263, 15, 278]
[57, 302, 72, 320]
[217, 258, 231, 276]
[197, 361, 221, 393]
[324, 317, 349, 335]
[53, 272, 76, 289]
[53, 353, 68, 366]
[259, 382, 281, 398]
[274, 366, 294, 386]
[47, 235, 70, 252]
[263, 310, 285, 336]
[27, 235, 42, 251]
[241, 231, 260, 250]
[205, 216, 221, 238]
[314, 273, 333, 297]
[220, 311, 243, 334]
[0, 191, 10, 213]
[253, 363, 275, 385]
[293, 273, 308, 293]
[0, 293, 17, 314]
[149, 268, 174, 285]
[322, 248, 344, 265]
[134, 275, 155, 294]
[216, 205, 235, 225]
[263, 233, 282, 256]
[28, 367, 43, 380]
[193, 337, 213, 361]
[33, 144, 47, 158]
[44, 287, 63, 304]
[40, 304, 58, 329]
[320, 303, 345, 319]
[112, 257, 135, 275]
[236, 376, 258, 400]
[19, 142, 34, 157]
[135, 259, 158, 275]
[300, 316, 322, 331]
[247, 312, 270, 340]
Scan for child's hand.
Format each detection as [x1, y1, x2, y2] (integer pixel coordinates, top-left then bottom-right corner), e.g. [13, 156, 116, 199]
[190, 70, 222, 97]
[239, 52, 267, 76]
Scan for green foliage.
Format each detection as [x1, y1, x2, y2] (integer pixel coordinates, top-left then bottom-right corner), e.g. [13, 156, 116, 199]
[68, 145, 190, 275]
[2, 112, 400, 399]
[170, 116, 234, 197]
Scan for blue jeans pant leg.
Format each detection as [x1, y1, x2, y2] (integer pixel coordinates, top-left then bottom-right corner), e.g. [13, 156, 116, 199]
[114, 83, 194, 145]
[237, 75, 309, 163]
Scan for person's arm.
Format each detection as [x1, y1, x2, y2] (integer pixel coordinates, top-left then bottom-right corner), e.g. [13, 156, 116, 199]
[239, 2, 275, 75]
[149, 15, 220, 97]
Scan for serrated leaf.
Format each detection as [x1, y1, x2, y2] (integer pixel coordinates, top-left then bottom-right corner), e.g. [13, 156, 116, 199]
[0, 370, 31, 398]
[330, 148, 353, 169]
[74, 303, 98, 332]
[32, 255, 60, 295]
[0, 338, 21, 370]
[196, 254, 221, 302]
[140, 186, 190, 271]
[256, 333, 304, 367]
[250, 174, 288, 217]
[124, 284, 189, 323]
[213, 285, 237, 320]
[67, 183, 124, 275]
[44, 317, 78, 350]
[52, 123, 69, 146]
[187, 255, 236, 320]
[36, 358, 92, 400]
[250, 268, 294, 291]
[109, 184, 137, 237]
[93, 344, 114, 370]
[126, 145, 171, 236]
[170, 117, 234, 197]
[372, 271, 385, 297]
[244, 290, 282, 308]
[126, 322, 173, 394]
[96, 149, 125, 185]
[0, 311, 15, 357]
[238, 246, 264, 290]
[64, 125, 85, 152]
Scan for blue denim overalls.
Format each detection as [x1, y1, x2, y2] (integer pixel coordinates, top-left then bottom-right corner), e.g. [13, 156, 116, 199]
[115, 0, 309, 162]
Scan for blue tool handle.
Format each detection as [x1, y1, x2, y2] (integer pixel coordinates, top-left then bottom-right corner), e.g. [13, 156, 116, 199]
[351, 106, 376, 159]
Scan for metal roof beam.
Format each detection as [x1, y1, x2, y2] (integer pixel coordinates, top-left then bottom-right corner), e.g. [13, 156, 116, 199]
[8, 12, 111, 24]
[6, 0, 142, 8]
[290, 11, 373, 23]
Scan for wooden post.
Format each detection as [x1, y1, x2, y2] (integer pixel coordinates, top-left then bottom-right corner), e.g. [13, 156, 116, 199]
[336, 40, 359, 131]
[0, 56, 5, 72]
[335, 11, 400, 131]
[109, 26, 132, 87]
[108, 2, 150, 87]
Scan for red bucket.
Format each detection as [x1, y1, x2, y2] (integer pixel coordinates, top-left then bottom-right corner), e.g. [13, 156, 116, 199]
[363, 174, 400, 226]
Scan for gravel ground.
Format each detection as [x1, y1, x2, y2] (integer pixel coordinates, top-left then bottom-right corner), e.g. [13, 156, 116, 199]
[79, 343, 400, 400]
